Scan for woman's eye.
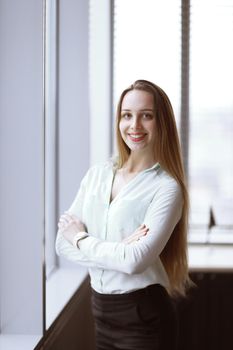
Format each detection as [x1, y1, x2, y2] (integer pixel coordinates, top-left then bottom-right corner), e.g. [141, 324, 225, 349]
[142, 113, 153, 119]
[122, 113, 132, 119]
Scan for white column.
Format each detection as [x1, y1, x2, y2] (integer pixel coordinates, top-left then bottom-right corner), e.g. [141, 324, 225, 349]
[0, 0, 43, 335]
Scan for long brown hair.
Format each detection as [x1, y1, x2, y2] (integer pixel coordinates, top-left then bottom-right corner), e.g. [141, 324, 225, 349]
[115, 79, 192, 297]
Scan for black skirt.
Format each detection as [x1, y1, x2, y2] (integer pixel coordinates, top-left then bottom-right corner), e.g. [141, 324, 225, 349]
[91, 283, 178, 350]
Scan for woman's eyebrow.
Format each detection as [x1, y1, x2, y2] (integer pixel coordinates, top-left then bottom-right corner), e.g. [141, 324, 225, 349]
[121, 108, 154, 111]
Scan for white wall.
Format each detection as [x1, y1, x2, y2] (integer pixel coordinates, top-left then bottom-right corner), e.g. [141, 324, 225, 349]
[0, 0, 43, 334]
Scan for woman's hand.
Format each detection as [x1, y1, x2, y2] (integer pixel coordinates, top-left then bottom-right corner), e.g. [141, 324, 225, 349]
[122, 224, 149, 244]
[58, 212, 87, 245]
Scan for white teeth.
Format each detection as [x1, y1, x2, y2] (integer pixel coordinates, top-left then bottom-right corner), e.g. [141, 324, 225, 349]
[130, 134, 145, 138]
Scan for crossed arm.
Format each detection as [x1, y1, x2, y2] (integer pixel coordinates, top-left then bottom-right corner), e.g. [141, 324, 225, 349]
[55, 181, 183, 275]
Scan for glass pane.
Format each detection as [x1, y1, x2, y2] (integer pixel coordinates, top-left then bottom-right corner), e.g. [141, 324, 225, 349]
[189, 0, 233, 234]
[114, 0, 181, 125]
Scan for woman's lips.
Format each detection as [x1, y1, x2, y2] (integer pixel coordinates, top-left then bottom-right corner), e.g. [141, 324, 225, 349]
[128, 133, 147, 142]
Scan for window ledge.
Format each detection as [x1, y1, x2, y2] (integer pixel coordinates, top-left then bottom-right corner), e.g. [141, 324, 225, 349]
[188, 244, 233, 272]
[0, 267, 89, 350]
[0, 335, 41, 350]
[46, 266, 88, 329]
[188, 228, 233, 245]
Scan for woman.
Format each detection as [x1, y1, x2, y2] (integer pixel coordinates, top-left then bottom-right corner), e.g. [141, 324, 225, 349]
[56, 80, 191, 350]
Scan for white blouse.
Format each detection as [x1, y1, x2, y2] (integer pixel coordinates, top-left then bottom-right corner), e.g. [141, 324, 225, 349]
[55, 160, 183, 294]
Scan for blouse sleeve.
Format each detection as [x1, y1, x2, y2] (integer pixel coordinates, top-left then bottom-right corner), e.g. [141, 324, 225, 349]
[76, 179, 183, 274]
[55, 167, 97, 266]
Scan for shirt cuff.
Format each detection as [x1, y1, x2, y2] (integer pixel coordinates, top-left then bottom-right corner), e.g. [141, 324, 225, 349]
[72, 231, 89, 249]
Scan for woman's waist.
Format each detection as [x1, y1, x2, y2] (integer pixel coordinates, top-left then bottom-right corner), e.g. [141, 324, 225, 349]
[88, 265, 170, 295]
[91, 282, 168, 300]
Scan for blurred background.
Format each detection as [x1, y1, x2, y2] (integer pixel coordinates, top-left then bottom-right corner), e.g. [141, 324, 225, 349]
[0, 0, 233, 349]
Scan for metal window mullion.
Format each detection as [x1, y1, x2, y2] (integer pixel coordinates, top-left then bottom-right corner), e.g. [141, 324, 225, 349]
[180, 0, 190, 178]
[42, 0, 46, 336]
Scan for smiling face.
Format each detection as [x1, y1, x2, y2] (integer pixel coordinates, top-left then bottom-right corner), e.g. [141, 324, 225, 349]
[119, 89, 156, 156]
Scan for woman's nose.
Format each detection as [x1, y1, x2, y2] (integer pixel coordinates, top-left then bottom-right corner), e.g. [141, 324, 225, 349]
[131, 116, 142, 129]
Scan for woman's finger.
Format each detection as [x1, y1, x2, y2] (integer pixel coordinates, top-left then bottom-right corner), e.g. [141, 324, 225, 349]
[59, 216, 69, 223]
[65, 211, 80, 221]
[69, 213, 83, 224]
[123, 228, 149, 244]
[58, 222, 69, 231]
[58, 218, 71, 225]
[127, 228, 148, 240]
[134, 229, 149, 241]
[130, 227, 148, 239]
[60, 213, 78, 226]
[62, 213, 73, 220]
[135, 224, 145, 231]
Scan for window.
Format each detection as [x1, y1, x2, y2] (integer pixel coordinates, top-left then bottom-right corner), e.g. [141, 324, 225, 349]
[113, 0, 181, 126]
[189, 0, 233, 241]
[113, 0, 233, 243]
